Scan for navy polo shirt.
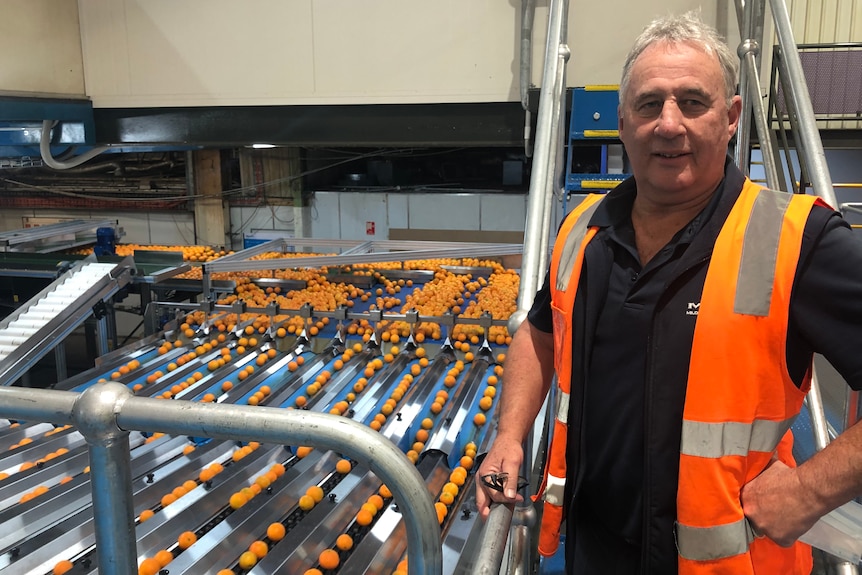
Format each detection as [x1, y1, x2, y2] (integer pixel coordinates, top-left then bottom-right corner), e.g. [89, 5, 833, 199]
[577, 180, 722, 544]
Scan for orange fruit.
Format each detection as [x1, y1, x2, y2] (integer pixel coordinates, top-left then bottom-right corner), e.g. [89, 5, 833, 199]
[318, 549, 340, 570]
[336, 533, 354, 551]
[267, 522, 286, 541]
[443, 481, 461, 497]
[355, 508, 374, 526]
[435, 501, 448, 523]
[238, 550, 258, 570]
[138, 557, 161, 575]
[154, 549, 173, 567]
[138, 509, 155, 522]
[177, 530, 197, 549]
[248, 540, 268, 559]
[306, 485, 325, 503]
[298, 494, 316, 511]
[229, 492, 248, 509]
[296, 446, 313, 458]
[52, 560, 74, 575]
[335, 459, 352, 474]
[367, 494, 384, 511]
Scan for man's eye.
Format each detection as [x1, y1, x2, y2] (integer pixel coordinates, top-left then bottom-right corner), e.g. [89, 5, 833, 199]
[681, 99, 707, 110]
[636, 101, 661, 115]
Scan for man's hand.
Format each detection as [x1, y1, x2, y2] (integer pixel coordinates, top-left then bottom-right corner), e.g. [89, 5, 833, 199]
[740, 459, 821, 546]
[475, 435, 525, 520]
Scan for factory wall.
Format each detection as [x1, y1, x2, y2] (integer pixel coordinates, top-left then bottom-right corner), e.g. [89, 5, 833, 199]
[305, 191, 528, 244]
[0, 0, 84, 95]
[228, 191, 530, 251]
[3, 1, 860, 109]
[788, 0, 862, 42]
[72, 0, 734, 109]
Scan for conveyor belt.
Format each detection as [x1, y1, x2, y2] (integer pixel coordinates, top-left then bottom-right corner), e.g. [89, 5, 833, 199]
[0, 259, 134, 386]
[0, 220, 120, 254]
[0, 322, 502, 574]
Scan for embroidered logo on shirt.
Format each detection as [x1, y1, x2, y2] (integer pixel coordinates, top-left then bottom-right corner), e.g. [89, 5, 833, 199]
[686, 302, 700, 316]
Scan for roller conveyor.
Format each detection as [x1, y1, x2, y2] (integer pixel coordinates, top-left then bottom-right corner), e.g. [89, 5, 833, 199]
[0, 258, 135, 386]
[0, 220, 120, 254]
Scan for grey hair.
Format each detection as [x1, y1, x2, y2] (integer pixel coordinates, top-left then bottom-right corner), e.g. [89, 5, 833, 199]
[619, 11, 738, 108]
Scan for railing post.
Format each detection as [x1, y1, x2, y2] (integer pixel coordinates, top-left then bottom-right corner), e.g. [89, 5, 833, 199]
[74, 382, 137, 575]
[768, 0, 837, 207]
[517, 0, 570, 314]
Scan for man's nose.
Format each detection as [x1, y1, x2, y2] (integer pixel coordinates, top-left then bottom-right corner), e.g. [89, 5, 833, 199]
[654, 101, 685, 137]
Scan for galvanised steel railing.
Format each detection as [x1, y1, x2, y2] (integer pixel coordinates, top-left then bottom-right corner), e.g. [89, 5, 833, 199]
[0, 382, 442, 575]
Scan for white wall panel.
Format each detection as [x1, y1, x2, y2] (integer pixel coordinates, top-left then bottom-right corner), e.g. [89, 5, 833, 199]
[531, 1, 738, 87]
[0, 0, 84, 95]
[480, 195, 526, 232]
[129, 212, 195, 246]
[336, 193, 388, 240]
[786, 0, 862, 42]
[78, 0, 519, 107]
[313, 1, 516, 101]
[76, 0, 739, 108]
[308, 192, 343, 240]
[407, 193, 480, 231]
[8, 0, 854, 108]
[387, 194, 409, 230]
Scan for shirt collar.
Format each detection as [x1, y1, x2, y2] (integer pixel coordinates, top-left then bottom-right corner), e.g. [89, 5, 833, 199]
[587, 156, 736, 246]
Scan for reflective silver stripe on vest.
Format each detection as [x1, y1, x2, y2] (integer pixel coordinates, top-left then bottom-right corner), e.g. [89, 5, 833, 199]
[555, 389, 570, 425]
[544, 473, 567, 506]
[735, 189, 792, 317]
[680, 416, 796, 458]
[675, 516, 758, 561]
[555, 199, 603, 292]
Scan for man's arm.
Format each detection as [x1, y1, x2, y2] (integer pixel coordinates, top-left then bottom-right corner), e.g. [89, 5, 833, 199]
[741, 418, 862, 546]
[475, 319, 555, 519]
[742, 211, 862, 544]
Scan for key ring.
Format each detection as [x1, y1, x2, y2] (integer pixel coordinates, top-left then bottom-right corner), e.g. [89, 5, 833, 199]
[481, 471, 529, 492]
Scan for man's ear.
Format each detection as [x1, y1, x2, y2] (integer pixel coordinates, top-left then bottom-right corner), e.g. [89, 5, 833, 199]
[727, 94, 743, 137]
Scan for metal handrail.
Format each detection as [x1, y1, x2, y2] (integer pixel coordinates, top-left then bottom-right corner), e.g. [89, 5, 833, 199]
[515, 0, 570, 316]
[0, 383, 442, 575]
[738, 2, 858, 573]
[735, 0, 783, 189]
[768, 0, 838, 207]
[475, 0, 570, 572]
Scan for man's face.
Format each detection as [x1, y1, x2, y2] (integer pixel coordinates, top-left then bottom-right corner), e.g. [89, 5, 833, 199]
[618, 41, 742, 205]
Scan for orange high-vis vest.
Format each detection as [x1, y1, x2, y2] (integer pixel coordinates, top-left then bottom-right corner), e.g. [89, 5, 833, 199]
[538, 180, 815, 574]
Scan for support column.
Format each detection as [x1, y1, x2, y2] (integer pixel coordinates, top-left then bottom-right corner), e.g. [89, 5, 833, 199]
[236, 147, 305, 248]
[192, 150, 228, 248]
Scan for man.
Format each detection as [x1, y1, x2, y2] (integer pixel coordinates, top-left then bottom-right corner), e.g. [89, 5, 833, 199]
[476, 11, 862, 574]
